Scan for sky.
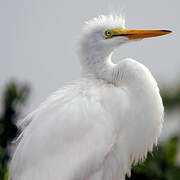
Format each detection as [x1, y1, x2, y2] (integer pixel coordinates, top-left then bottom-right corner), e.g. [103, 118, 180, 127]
[0, 0, 179, 113]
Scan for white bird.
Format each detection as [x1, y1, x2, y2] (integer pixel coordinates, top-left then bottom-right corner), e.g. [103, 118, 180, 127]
[9, 15, 171, 180]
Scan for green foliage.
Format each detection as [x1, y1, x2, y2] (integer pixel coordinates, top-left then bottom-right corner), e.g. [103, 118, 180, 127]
[0, 148, 9, 180]
[164, 137, 178, 166]
[0, 82, 29, 149]
[0, 81, 29, 180]
[161, 86, 180, 110]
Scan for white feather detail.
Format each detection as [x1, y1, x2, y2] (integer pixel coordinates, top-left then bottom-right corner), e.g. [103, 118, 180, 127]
[9, 77, 129, 180]
[85, 14, 125, 32]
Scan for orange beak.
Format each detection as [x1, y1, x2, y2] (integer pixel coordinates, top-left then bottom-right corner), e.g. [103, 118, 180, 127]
[106, 29, 172, 40]
[123, 29, 172, 40]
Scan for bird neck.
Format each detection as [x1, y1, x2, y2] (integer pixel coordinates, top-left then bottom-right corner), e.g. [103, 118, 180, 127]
[79, 47, 160, 98]
[79, 46, 116, 82]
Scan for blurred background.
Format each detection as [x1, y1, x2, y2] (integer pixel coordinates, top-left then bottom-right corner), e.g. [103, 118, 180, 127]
[0, 0, 179, 179]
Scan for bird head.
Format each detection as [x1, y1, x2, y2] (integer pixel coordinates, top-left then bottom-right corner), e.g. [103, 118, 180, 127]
[79, 15, 171, 55]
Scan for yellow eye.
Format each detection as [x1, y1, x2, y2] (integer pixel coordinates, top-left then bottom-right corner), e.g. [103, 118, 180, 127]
[104, 30, 112, 37]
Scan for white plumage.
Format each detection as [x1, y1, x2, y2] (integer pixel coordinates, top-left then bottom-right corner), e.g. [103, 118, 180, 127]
[9, 14, 169, 180]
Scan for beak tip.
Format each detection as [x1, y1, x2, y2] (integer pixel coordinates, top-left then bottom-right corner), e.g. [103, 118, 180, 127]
[161, 30, 172, 34]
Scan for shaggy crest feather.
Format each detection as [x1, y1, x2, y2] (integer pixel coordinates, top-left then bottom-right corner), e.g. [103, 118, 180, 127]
[84, 14, 125, 32]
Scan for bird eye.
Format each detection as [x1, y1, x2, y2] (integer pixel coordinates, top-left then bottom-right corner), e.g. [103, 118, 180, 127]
[105, 30, 112, 37]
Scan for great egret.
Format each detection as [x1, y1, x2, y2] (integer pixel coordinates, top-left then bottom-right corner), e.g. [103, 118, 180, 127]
[9, 15, 171, 180]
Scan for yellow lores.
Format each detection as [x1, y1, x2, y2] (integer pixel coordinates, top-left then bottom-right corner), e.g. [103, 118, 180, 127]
[105, 29, 172, 40]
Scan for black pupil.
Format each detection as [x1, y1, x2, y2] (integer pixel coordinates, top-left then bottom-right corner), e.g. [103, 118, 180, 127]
[105, 31, 111, 37]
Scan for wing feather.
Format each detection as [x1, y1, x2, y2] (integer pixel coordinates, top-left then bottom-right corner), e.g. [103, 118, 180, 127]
[9, 78, 129, 180]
